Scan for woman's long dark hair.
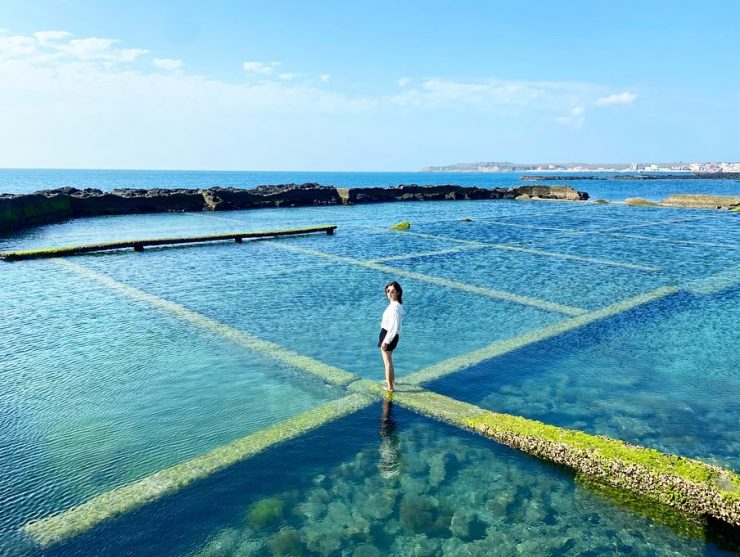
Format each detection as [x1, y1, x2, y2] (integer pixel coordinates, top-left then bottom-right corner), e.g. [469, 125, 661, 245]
[385, 281, 403, 304]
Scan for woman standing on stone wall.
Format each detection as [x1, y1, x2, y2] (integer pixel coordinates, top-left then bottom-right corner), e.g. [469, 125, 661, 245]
[379, 281, 404, 392]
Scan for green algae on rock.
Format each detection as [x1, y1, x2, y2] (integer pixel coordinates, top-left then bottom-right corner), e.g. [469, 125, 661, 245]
[576, 475, 708, 540]
[269, 527, 305, 556]
[247, 497, 284, 529]
[624, 194, 740, 210]
[389, 388, 740, 527]
[660, 194, 740, 210]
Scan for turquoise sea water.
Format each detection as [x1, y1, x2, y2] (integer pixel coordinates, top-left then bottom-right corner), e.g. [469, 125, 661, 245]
[1, 186, 739, 555]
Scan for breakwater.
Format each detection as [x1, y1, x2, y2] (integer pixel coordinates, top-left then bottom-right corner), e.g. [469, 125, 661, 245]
[0, 184, 587, 233]
[0, 226, 337, 260]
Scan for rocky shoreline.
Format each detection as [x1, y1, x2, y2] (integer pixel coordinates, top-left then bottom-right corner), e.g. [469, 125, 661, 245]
[626, 194, 740, 210]
[0, 183, 587, 233]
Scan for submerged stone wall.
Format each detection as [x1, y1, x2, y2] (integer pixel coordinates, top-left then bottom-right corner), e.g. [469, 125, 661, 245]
[0, 184, 588, 233]
[382, 386, 740, 528]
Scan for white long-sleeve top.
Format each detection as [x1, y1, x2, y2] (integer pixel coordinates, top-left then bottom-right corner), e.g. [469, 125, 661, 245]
[380, 301, 404, 344]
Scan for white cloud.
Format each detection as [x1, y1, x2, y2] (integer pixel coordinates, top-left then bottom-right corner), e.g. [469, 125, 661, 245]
[33, 31, 74, 45]
[242, 61, 279, 74]
[153, 57, 183, 71]
[596, 91, 637, 106]
[389, 78, 597, 114]
[557, 106, 586, 127]
[0, 29, 647, 169]
[0, 35, 37, 58]
[53, 37, 148, 61]
[0, 39, 374, 117]
[0, 30, 630, 120]
[1, 31, 147, 63]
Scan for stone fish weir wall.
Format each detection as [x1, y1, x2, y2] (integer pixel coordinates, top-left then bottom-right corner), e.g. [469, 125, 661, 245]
[0, 183, 587, 233]
[380, 386, 740, 528]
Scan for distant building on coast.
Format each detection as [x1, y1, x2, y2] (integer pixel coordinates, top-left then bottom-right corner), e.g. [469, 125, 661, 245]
[421, 160, 740, 173]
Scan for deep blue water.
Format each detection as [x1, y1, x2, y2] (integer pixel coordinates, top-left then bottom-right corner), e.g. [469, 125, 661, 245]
[1, 168, 739, 201]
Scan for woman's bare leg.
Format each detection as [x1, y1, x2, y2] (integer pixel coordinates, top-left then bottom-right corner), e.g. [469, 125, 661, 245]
[381, 349, 395, 391]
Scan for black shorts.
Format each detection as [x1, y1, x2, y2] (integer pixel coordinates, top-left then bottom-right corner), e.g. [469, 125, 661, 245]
[378, 329, 399, 351]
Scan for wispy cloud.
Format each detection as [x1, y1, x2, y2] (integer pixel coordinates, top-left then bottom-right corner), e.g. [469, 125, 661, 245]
[389, 78, 598, 114]
[153, 57, 183, 71]
[242, 60, 279, 74]
[557, 106, 586, 127]
[0, 28, 649, 169]
[1, 31, 147, 63]
[0, 32, 373, 117]
[0, 34, 37, 58]
[596, 91, 637, 106]
[33, 30, 73, 45]
[54, 37, 147, 61]
[0, 29, 639, 122]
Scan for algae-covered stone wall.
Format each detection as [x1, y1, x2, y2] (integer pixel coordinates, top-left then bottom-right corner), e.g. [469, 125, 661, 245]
[660, 194, 740, 210]
[385, 386, 740, 527]
[626, 194, 740, 210]
[0, 184, 588, 234]
[0, 193, 73, 232]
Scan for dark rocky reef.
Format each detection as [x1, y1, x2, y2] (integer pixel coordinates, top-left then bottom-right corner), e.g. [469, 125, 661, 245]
[0, 183, 588, 233]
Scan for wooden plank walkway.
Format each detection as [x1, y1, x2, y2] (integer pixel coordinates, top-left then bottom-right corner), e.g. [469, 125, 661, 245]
[0, 225, 337, 260]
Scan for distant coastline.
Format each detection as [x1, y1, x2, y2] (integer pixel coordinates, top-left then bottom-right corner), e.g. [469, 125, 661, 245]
[520, 173, 740, 181]
[422, 161, 740, 173]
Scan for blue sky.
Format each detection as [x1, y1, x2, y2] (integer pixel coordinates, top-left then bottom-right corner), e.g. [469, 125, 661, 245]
[1, 1, 738, 170]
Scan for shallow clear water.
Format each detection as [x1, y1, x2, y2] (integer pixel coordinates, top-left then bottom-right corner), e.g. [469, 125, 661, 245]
[1, 198, 738, 555]
[14, 407, 739, 557]
[0, 260, 342, 546]
[428, 288, 740, 471]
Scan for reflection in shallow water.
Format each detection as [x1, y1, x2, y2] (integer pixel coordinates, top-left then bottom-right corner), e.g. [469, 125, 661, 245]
[378, 399, 401, 480]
